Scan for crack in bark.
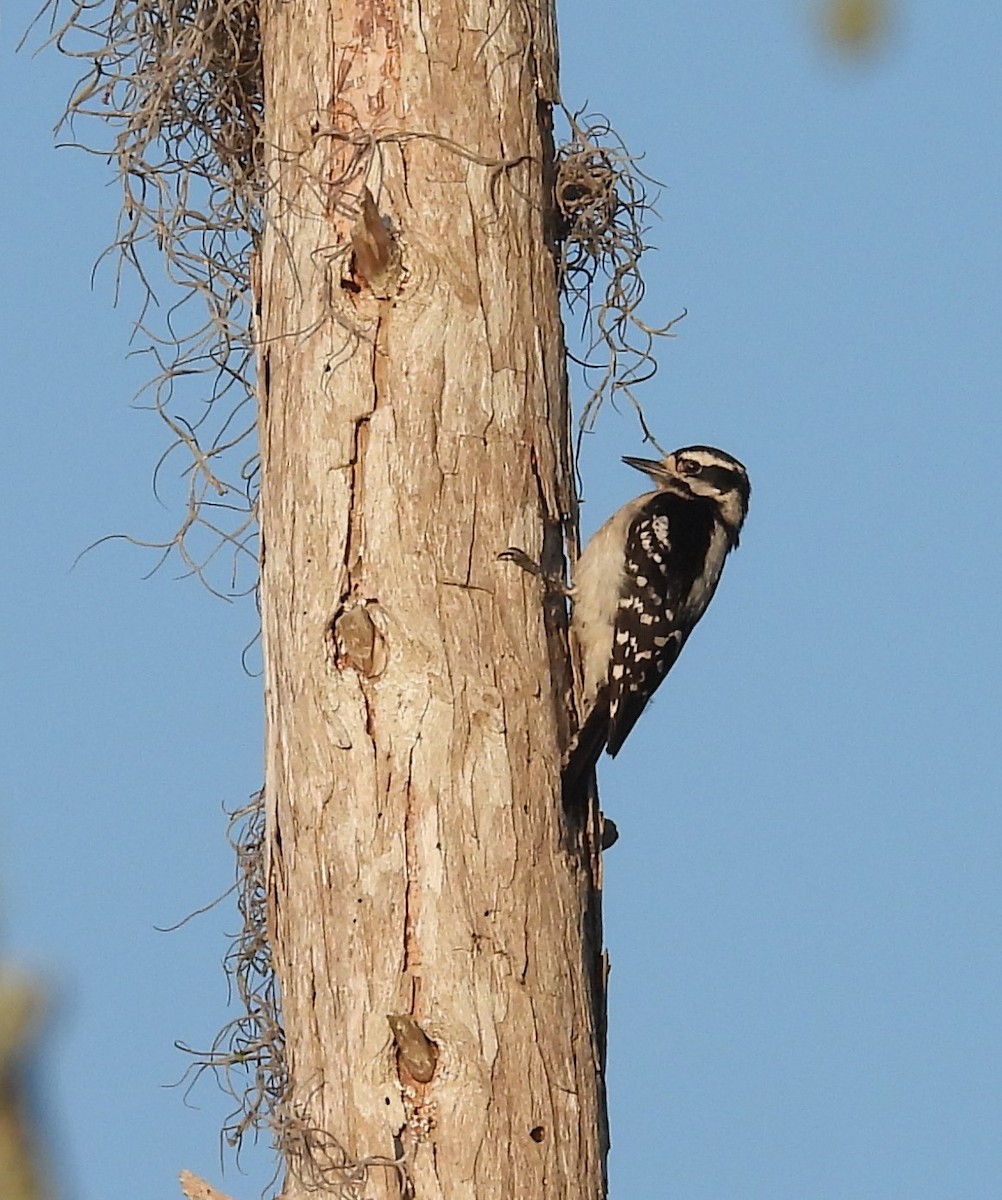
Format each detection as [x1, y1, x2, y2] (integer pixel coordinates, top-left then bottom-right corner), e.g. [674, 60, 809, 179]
[525, 443, 577, 769]
[401, 698, 431, 989]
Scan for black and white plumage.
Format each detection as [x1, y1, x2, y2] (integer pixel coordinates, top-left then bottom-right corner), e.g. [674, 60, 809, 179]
[565, 445, 750, 789]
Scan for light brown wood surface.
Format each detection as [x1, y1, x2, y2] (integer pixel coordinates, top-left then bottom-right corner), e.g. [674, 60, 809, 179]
[256, 1, 607, 1195]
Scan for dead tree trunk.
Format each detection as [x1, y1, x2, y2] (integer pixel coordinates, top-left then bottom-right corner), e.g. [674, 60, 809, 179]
[256, 1, 607, 1196]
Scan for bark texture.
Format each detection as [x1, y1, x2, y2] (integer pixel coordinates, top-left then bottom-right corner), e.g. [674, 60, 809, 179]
[256, 1, 607, 1196]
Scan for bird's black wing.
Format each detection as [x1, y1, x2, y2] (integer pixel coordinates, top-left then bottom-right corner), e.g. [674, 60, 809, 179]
[605, 492, 707, 757]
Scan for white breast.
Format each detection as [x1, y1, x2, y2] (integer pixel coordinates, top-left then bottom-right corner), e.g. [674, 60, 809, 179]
[570, 499, 647, 708]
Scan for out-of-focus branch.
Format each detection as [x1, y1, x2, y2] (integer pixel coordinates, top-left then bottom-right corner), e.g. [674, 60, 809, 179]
[179, 1168, 236, 1200]
[0, 974, 49, 1200]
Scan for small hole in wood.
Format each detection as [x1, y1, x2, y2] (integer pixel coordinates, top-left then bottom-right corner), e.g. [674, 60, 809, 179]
[529, 1126, 545, 1143]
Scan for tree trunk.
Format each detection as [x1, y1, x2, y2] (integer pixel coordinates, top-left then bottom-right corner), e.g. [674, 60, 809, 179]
[256, 1, 607, 1196]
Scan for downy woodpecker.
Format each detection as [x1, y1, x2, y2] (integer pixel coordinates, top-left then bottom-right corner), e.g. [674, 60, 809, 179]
[506, 446, 750, 791]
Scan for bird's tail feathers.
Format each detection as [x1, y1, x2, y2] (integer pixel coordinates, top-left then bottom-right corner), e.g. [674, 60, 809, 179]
[561, 691, 610, 804]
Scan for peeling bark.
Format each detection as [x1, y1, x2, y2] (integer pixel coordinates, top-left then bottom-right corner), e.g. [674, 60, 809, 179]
[256, 1, 607, 1196]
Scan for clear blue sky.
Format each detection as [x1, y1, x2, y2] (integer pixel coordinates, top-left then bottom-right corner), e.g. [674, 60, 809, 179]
[4, 4, 1002, 1198]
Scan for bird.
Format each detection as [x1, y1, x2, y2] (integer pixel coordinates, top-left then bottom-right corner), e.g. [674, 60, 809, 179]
[503, 445, 749, 794]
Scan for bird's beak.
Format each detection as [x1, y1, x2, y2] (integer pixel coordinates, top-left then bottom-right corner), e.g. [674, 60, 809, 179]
[622, 454, 670, 484]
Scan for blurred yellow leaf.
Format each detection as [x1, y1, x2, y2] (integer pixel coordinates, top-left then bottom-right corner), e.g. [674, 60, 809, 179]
[823, 0, 890, 52]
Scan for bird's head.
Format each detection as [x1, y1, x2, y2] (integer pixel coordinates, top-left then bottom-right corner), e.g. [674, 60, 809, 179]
[623, 445, 751, 540]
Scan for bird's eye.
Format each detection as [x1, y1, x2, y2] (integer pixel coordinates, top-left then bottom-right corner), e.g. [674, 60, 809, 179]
[678, 457, 702, 476]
